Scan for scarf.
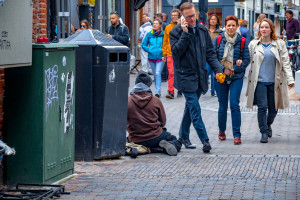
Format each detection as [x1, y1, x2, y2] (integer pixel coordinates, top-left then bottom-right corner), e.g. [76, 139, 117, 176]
[221, 32, 237, 77]
[151, 29, 162, 36]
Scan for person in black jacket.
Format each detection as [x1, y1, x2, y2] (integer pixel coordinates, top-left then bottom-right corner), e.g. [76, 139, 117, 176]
[106, 11, 135, 73]
[169, 2, 230, 153]
[106, 11, 130, 47]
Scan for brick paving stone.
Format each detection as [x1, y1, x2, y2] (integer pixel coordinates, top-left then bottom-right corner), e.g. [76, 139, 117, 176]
[59, 75, 300, 199]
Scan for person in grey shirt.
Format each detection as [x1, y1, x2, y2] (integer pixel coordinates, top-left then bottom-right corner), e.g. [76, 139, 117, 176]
[246, 18, 294, 144]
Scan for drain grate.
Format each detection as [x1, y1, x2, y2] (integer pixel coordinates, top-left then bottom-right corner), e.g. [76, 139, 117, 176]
[240, 104, 300, 114]
[0, 183, 70, 199]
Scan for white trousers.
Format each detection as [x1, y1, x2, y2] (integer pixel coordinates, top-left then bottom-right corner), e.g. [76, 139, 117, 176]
[140, 48, 152, 73]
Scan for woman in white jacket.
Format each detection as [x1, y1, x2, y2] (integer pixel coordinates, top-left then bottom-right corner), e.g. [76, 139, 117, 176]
[246, 18, 294, 143]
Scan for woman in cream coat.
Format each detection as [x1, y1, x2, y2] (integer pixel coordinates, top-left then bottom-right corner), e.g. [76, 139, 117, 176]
[246, 18, 294, 143]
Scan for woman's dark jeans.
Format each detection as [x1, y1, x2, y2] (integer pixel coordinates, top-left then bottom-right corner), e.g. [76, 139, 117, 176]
[215, 78, 243, 138]
[254, 82, 278, 134]
[137, 130, 182, 153]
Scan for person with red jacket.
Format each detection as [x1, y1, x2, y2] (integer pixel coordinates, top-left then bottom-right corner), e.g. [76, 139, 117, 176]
[127, 71, 182, 156]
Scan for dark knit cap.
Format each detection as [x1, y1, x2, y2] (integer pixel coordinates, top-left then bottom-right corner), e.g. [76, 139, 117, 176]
[135, 71, 152, 87]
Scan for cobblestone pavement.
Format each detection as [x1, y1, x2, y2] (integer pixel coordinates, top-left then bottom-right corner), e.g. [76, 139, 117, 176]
[61, 73, 300, 199]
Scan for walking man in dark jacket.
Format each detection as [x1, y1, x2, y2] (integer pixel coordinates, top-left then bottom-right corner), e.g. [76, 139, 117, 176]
[106, 11, 130, 47]
[169, 2, 229, 152]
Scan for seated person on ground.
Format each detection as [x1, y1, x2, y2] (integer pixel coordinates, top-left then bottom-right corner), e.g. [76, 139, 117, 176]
[127, 71, 182, 156]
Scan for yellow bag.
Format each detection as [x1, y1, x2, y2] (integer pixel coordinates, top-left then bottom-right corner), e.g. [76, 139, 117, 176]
[125, 142, 151, 155]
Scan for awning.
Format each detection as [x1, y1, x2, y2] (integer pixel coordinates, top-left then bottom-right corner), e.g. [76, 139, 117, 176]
[134, 0, 149, 11]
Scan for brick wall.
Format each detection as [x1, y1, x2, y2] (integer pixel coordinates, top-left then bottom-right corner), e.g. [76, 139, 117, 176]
[32, 0, 47, 43]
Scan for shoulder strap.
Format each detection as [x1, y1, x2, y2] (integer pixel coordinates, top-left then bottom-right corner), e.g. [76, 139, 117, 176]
[216, 34, 222, 58]
[217, 34, 222, 47]
[241, 37, 246, 49]
[240, 37, 246, 59]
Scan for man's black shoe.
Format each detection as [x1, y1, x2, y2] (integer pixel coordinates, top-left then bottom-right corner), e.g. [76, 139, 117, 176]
[159, 140, 177, 156]
[178, 138, 196, 149]
[202, 140, 212, 153]
[211, 92, 217, 97]
[166, 91, 174, 99]
[177, 91, 183, 97]
[267, 124, 272, 138]
[260, 133, 268, 143]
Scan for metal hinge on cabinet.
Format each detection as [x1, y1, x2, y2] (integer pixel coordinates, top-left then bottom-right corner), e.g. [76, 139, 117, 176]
[59, 105, 62, 122]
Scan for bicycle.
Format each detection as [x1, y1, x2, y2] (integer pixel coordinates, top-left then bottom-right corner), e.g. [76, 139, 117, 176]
[286, 37, 300, 79]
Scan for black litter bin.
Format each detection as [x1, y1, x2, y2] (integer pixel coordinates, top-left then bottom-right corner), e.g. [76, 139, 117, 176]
[62, 30, 130, 160]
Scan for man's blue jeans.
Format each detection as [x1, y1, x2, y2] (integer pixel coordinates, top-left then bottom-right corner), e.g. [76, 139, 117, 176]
[254, 82, 278, 134]
[215, 78, 243, 138]
[149, 61, 164, 94]
[206, 62, 215, 94]
[137, 129, 182, 152]
[179, 88, 209, 143]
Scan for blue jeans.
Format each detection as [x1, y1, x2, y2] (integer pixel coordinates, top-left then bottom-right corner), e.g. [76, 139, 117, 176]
[255, 82, 278, 134]
[215, 78, 243, 138]
[206, 62, 215, 94]
[137, 129, 182, 152]
[179, 88, 209, 143]
[149, 61, 164, 94]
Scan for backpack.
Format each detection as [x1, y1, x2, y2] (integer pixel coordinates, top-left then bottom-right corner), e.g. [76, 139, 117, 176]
[216, 34, 246, 60]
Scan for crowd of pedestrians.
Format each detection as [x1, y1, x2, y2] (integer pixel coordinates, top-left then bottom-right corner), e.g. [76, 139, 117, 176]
[66, 3, 298, 156]
[123, 3, 298, 156]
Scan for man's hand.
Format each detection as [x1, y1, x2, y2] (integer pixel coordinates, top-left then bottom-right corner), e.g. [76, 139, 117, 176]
[181, 18, 188, 33]
[162, 57, 166, 62]
[108, 34, 113, 38]
[224, 67, 232, 76]
[236, 59, 242, 67]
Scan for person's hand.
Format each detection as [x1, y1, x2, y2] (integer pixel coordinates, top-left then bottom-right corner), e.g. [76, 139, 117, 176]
[181, 18, 188, 33]
[76, 29, 81, 33]
[288, 83, 294, 88]
[108, 34, 113, 38]
[162, 57, 166, 62]
[236, 59, 242, 66]
[224, 67, 232, 76]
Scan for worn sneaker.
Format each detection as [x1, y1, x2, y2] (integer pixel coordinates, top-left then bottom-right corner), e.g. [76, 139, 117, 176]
[159, 140, 177, 156]
[166, 91, 174, 99]
[177, 91, 183, 97]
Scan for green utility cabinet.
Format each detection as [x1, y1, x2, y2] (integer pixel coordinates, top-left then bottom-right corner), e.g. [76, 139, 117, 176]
[4, 44, 77, 185]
